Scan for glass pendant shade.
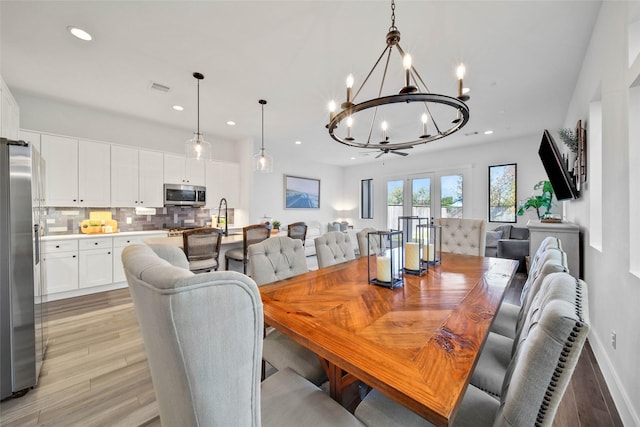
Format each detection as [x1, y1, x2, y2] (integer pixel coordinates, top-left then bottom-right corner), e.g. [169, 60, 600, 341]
[185, 132, 212, 161]
[254, 99, 273, 173]
[185, 72, 211, 161]
[254, 149, 273, 173]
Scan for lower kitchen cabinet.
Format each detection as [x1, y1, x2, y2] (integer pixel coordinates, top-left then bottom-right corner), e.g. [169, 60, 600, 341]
[42, 240, 79, 294]
[42, 231, 167, 299]
[79, 243, 113, 288]
[42, 250, 79, 294]
[112, 233, 166, 283]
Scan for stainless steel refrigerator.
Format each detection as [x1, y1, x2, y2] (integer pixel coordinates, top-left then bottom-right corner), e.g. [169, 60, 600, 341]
[1, 137, 45, 400]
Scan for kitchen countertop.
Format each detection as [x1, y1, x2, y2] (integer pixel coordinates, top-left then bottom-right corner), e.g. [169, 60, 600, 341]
[144, 233, 244, 247]
[42, 230, 169, 241]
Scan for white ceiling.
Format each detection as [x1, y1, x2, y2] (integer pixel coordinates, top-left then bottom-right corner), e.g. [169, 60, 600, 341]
[1, 1, 601, 166]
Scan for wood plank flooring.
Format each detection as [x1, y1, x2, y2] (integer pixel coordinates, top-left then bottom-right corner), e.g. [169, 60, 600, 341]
[0, 272, 623, 426]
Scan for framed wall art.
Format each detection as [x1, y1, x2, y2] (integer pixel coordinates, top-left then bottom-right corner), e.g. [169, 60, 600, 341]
[284, 175, 320, 209]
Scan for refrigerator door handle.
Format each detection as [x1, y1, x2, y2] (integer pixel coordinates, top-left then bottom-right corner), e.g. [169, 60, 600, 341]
[34, 224, 40, 265]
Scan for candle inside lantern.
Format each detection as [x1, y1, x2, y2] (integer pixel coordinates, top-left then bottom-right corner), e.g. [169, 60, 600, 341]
[405, 242, 419, 270]
[423, 243, 435, 262]
[377, 255, 391, 282]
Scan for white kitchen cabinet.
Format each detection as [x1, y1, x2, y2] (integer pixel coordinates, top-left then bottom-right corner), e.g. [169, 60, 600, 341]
[42, 240, 79, 294]
[40, 135, 110, 207]
[112, 232, 166, 283]
[41, 134, 78, 206]
[111, 146, 164, 207]
[79, 238, 113, 288]
[78, 139, 110, 207]
[1, 76, 20, 139]
[138, 149, 164, 206]
[205, 160, 240, 209]
[164, 153, 205, 186]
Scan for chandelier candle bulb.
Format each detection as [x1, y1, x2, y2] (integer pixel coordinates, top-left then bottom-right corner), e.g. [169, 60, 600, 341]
[346, 74, 354, 103]
[457, 63, 466, 99]
[405, 242, 420, 270]
[328, 100, 336, 121]
[403, 54, 412, 87]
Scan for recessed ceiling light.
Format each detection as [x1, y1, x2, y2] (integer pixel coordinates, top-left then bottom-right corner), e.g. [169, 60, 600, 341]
[350, 157, 356, 160]
[295, 140, 302, 145]
[484, 130, 494, 135]
[226, 121, 236, 126]
[67, 26, 92, 41]
[172, 105, 184, 111]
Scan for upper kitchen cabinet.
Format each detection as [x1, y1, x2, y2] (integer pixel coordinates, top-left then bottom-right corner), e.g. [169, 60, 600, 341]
[111, 146, 163, 207]
[205, 160, 240, 209]
[1, 76, 20, 140]
[40, 134, 110, 207]
[164, 153, 205, 186]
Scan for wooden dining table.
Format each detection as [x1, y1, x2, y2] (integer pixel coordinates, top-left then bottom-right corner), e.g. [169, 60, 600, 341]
[259, 252, 519, 427]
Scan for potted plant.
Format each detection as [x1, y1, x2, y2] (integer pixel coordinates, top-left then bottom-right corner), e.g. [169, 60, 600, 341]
[517, 180, 555, 220]
[272, 220, 281, 233]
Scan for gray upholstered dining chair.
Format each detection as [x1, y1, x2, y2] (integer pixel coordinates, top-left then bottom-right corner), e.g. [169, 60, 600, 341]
[182, 227, 223, 273]
[122, 244, 363, 427]
[225, 223, 271, 274]
[356, 227, 381, 258]
[248, 236, 327, 385]
[354, 272, 589, 427]
[490, 245, 568, 339]
[434, 218, 486, 256]
[314, 230, 356, 268]
[287, 221, 308, 247]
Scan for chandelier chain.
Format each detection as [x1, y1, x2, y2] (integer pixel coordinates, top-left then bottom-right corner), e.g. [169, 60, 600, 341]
[389, 0, 397, 32]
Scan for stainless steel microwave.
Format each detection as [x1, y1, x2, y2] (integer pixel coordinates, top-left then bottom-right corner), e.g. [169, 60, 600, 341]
[164, 184, 206, 207]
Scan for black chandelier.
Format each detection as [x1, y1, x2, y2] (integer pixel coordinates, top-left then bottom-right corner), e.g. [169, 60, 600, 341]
[326, 0, 470, 156]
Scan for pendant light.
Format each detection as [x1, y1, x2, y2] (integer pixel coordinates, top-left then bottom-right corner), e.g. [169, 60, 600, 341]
[185, 72, 211, 161]
[254, 99, 273, 173]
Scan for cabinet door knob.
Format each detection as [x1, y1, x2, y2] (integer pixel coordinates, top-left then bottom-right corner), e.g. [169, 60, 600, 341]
[107, 251, 111, 255]
[73, 199, 77, 202]
[55, 245, 60, 248]
[94, 242, 98, 245]
[72, 255, 77, 258]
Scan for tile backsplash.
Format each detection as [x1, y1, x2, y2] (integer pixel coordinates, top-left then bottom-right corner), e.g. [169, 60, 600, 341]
[42, 206, 234, 235]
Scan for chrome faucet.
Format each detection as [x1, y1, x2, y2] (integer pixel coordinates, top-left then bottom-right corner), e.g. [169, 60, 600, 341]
[217, 198, 228, 236]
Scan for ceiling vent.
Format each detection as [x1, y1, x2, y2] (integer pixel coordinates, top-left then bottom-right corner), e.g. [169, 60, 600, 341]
[149, 81, 171, 93]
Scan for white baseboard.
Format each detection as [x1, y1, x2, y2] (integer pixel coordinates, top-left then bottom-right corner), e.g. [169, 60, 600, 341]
[589, 331, 640, 426]
[43, 281, 128, 302]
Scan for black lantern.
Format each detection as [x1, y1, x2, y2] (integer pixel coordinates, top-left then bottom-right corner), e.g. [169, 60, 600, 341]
[398, 216, 427, 275]
[418, 219, 442, 266]
[367, 230, 404, 289]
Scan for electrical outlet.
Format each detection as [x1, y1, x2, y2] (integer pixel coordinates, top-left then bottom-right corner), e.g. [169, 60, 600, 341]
[126, 217, 132, 225]
[610, 330, 617, 350]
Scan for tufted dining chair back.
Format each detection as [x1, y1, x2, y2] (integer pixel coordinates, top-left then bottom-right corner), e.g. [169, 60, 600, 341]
[434, 218, 486, 256]
[314, 231, 356, 268]
[356, 227, 381, 258]
[248, 236, 308, 285]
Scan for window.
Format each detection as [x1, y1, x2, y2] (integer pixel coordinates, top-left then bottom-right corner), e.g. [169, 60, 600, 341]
[412, 177, 431, 219]
[488, 164, 517, 223]
[361, 179, 373, 219]
[385, 169, 466, 229]
[387, 180, 404, 230]
[629, 77, 640, 276]
[440, 174, 463, 218]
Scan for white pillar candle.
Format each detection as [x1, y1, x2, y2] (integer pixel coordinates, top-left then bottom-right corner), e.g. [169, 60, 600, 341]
[377, 255, 391, 282]
[423, 244, 435, 262]
[405, 242, 419, 270]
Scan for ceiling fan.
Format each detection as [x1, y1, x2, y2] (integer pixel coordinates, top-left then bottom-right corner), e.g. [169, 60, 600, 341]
[375, 146, 412, 159]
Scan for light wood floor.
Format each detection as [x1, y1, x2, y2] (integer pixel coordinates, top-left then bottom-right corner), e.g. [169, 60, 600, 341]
[0, 274, 623, 426]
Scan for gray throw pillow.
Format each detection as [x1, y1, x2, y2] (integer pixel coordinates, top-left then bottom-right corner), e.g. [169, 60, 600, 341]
[486, 230, 503, 247]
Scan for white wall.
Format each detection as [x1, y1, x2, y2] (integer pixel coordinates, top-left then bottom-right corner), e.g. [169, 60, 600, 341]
[13, 89, 240, 162]
[342, 134, 558, 231]
[248, 140, 345, 230]
[563, 2, 639, 425]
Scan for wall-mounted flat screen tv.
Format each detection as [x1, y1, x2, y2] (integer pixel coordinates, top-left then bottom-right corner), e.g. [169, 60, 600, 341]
[538, 130, 579, 201]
